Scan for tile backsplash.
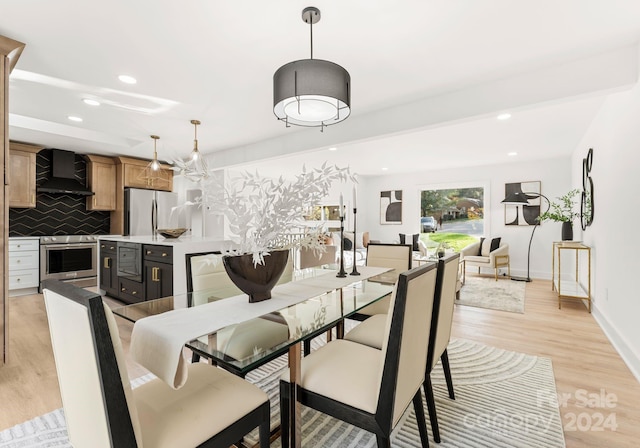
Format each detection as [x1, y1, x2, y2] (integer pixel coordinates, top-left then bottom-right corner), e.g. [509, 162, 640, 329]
[9, 149, 110, 236]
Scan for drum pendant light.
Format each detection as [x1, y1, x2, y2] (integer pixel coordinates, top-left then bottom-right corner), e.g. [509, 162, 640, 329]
[273, 6, 351, 130]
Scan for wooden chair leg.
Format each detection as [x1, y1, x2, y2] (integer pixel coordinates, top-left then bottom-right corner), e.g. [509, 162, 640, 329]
[413, 388, 430, 447]
[279, 380, 290, 448]
[423, 375, 439, 443]
[441, 349, 455, 400]
[376, 435, 392, 448]
[259, 409, 270, 448]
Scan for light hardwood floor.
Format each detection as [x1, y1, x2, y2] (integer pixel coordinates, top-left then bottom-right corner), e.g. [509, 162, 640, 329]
[1, 278, 639, 447]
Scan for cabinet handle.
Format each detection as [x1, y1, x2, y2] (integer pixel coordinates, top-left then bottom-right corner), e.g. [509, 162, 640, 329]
[110, 246, 115, 250]
[101, 244, 105, 248]
[146, 250, 152, 255]
[161, 253, 167, 257]
[17, 260, 20, 263]
[94, 197, 97, 206]
[32, 193, 35, 203]
[121, 287, 126, 292]
[16, 244, 21, 248]
[132, 290, 137, 295]
[104, 257, 111, 269]
[16, 278, 20, 282]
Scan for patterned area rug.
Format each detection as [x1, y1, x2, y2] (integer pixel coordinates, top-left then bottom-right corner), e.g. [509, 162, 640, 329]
[0, 338, 564, 448]
[457, 275, 526, 313]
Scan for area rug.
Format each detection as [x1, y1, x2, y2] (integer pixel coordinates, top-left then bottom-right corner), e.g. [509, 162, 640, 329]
[0, 339, 564, 448]
[457, 275, 526, 313]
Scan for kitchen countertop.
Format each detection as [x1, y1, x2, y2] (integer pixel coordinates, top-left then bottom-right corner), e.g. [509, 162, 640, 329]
[99, 235, 229, 247]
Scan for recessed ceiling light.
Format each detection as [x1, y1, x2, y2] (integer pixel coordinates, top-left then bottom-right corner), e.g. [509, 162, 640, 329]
[508, 152, 518, 156]
[382, 167, 388, 171]
[118, 75, 137, 84]
[328, 147, 338, 151]
[68, 116, 83, 122]
[82, 98, 100, 106]
[497, 113, 512, 120]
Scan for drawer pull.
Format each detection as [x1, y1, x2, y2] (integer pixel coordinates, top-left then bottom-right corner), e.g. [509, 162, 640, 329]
[104, 257, 111, 269]
[16, 278, 20, 282]
[147, 250, 152, 255]
[132, 290, 137, 295]
[17, 244, 21, 248]
[101, 244, 105, 248]
[121, 287, 126, 292]
[162, 253, 168, 257]
[110, 246, 115, 250]
[17, 260, 20, 263]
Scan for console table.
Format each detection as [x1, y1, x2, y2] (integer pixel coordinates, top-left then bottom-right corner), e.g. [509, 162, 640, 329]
[551, 241, 591, 312]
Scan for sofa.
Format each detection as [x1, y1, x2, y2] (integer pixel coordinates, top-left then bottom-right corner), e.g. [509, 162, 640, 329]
[330, 231, 370, 267]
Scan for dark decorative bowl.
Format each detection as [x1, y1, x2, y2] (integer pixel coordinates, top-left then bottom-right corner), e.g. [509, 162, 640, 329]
[157, 228, 188, 239]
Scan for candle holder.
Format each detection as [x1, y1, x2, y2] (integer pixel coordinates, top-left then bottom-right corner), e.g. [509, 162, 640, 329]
[336, 216, 347, 278]
[350, 207, 360, 276]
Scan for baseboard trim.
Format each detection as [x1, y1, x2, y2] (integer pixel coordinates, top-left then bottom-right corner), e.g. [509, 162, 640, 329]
[592, 303, 640, 384]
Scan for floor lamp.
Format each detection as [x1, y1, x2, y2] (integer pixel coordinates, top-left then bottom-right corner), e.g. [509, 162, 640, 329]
[502, 191, 550, 282]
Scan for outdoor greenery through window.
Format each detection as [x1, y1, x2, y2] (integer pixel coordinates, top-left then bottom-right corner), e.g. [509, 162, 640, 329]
[420, 187, 484, 252]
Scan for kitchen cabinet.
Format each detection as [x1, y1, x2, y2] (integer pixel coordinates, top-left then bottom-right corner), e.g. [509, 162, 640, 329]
[119, 277, 145, 304]
[8, 237, 40, 296]
[143, 244, 173, 301]
[99, 240, 118, 297]
[8, 142, 43, 208]
[85, 154, 116, 211]
[118, 156, 173, 192]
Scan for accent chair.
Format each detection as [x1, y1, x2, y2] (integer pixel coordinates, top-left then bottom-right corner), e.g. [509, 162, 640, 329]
[459, 238, 510, 281]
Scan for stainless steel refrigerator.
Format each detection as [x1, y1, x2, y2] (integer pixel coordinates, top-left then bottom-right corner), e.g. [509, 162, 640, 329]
[124, 188, 179, 236]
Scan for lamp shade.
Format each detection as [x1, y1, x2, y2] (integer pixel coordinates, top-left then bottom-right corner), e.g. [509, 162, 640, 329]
[273, 58, 351, 127]
[501, 191, 531, 204]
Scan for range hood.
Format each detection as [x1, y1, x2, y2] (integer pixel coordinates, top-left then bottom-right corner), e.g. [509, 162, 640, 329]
[37, 149, 94, 196]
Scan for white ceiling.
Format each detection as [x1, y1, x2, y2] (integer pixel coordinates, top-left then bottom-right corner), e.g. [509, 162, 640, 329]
[3, 0, 640, 175]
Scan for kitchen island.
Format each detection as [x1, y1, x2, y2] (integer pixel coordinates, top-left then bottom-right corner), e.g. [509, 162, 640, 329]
[98, 235, 230, 301]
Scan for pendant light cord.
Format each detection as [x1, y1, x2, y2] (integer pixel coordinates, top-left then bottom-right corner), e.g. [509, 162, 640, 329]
[310, 17, 314, 59]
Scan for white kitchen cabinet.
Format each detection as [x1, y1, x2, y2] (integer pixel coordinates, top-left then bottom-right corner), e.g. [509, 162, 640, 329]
[8, 237, 40, 296]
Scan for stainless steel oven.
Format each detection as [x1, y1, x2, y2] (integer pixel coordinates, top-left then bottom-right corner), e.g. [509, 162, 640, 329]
[40, 235, 99, 288]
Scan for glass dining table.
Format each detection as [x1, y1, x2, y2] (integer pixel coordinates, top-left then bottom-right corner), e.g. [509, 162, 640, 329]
[112, 268, 398, 448]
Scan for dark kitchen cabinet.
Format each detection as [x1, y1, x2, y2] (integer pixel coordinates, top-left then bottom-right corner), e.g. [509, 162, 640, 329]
[144, 260, 173, 301]
[99, 241, 118, 297]
[143, 244, 173, 301]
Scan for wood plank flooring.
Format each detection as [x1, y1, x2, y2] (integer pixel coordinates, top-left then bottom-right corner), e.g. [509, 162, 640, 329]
[1, 278, 638, 447]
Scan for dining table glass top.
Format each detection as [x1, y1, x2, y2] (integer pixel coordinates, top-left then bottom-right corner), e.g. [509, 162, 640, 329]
[112, 269, 398, 375]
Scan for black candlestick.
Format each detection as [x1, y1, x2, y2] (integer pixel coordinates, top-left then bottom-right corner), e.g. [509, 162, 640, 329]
[336, 215, 347, 277]
[350, 207, 360, 276]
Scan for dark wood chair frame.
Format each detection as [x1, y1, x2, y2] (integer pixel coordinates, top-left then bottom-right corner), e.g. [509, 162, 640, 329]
[279, 264, 436, 448]
[423, 253, 459, 443]
[42, 279, 270, 448]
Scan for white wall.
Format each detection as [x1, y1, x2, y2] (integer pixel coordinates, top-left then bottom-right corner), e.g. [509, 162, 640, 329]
[572, 75, 640, 381]
[358, 158, 572, 279]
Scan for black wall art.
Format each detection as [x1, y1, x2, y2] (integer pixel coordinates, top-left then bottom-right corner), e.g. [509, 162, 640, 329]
[380, 190, 402, 224]
[504, 181, 541, 226]
[581, 148, 594, 230]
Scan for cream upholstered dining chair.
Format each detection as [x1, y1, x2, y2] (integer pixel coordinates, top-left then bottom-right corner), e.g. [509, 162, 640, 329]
[344, 253, 460, 443]
[186, 251, 291, 373]
[459, 237, 510, 281]
[350, 242, 413, 321]
[279, 263, 438, 448]
[42, 279, 270, 448]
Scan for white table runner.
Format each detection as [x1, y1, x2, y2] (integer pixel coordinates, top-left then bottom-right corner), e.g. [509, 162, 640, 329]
[130, 266, 391, 389]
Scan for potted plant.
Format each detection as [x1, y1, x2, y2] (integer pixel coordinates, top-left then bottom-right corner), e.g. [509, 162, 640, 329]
[538, 189, 581, 240]
[185, 163, 355, 301]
